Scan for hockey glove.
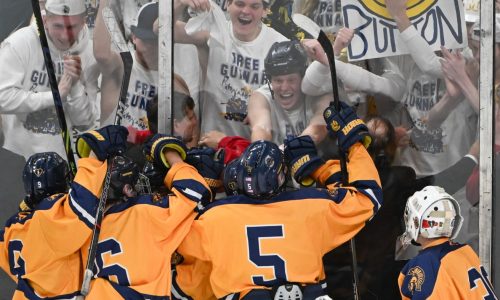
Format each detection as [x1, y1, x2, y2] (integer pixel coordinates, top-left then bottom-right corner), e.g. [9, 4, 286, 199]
[186, 147, 224, 191]
[284, 135, 324, 186]
[323, 102, 371, 152]
[76, 125, 128, 161]
[143, 134, 187, 168]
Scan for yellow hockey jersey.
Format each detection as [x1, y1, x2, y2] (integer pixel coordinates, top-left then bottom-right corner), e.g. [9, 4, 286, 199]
[399, 238, 498, 299]
[0, 158, 108, 299]
[174, 143, 382, 298]
[85, 162, 211, 299]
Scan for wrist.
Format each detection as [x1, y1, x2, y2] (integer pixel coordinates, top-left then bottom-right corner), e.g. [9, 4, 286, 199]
[164, 149, 182, 165]
[393, 13, 411, 31]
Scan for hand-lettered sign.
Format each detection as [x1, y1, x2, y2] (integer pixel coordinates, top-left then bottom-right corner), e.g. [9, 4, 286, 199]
[342, 0, 467, 61]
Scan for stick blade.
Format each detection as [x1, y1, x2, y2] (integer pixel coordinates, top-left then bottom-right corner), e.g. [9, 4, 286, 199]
[291, 14, 321, 39]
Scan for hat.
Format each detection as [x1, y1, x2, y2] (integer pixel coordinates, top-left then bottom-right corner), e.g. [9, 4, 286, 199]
[471, 14, 500, 43]
[131, 2, 158, 40]
[45, 0, 86, 16]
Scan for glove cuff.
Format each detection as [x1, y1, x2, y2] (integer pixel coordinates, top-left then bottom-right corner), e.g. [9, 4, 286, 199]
[76, 136, 91, 158]
[76, 131, 108, 161]
[151, 136, 187, 168]
[291, 155, 324, 187]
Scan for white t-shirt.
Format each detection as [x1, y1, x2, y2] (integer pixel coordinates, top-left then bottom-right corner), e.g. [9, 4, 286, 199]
[200, 21, 287, 138]
[254, 85, 315, 145]
[117, 53, 158, 130]
[302, 26, 477, 176]
[0, 24, 99, 160]
[393, 60, 477, 177]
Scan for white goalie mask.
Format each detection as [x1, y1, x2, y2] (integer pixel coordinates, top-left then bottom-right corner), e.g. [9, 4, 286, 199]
[400, 186, 464, 247]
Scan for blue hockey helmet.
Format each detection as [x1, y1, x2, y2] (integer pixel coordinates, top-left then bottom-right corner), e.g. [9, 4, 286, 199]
[264, 40, 308, 79]
[223, 140, 287, 199]
[23, 152, 70, 207]
[108, 155, 140, 200]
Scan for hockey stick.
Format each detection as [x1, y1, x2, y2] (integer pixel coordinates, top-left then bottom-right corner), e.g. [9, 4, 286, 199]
[102, 6, 134, 126]
[80, 4, 134, 297]
[80, 156, 113, 296]
[291, 14, 359, 300]
[291, 14, 348, 183]
[30, 0, 77, 177]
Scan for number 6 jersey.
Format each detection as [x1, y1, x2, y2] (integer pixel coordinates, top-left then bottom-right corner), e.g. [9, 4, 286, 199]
[0, 158, 107, 299]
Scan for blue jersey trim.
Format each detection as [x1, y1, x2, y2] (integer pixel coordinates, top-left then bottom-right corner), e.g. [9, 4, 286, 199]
[109, 280, 170, 299]
[16, 278, 80, 299]
[69, 183, 98, 229]
[199, 188, 341, 217]
[352, 179, 383, 214]
[171, 269, 194, 300]
[36, 194, 65, 211]
[4, 194, 66, 229]
[4, 211, 34, 230]
[172, 179, 211, 204]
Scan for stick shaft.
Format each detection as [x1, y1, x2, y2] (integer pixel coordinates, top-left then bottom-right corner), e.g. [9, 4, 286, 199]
[80, 158, 113, 296]
[30, 0, 77, 176]
[81, 4, 134, 297]
[317, 29, 359, 300]
[115, 52, 133, 125]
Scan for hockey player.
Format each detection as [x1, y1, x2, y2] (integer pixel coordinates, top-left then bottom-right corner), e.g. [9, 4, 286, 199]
[398, 186, 498, 299]
[0, 0, 99, 160]
[248, 40, 331, 146]
[172, 101, 382, 299]
[0, 150, 99, 299]
[78, 129, 212, 298]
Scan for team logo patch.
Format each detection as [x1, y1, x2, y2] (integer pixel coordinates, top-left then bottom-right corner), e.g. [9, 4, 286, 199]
[34, 168, 44, 177]
[264, 155, 275, 168]
[407, 266, 425, 294]
[359, 0, 437, 20]
[331, 120, 340, 132]
[228, 181, 237, 191]
[324, 109, 332, 119]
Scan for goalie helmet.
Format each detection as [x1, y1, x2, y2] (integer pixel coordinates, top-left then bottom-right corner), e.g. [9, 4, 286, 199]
[23, 152, 70, 208]
[108, 156, 140, 200]
[401, 186, 463, 246]
[264, 40, 308, 79]
[223, 141, 286, 199]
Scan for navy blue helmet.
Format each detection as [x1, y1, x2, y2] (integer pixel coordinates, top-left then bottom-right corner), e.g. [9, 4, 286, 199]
[108, 155, 140, 200]
[223, 141, 287, 199]
[264, 40, 308, 79]
[23, 152, 70, 208]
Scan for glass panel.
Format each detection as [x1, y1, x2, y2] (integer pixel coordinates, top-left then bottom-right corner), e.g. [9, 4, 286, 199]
[0, 0, 496, 298]
[0, 0, 160, 294]
[172, 0, 492, 298]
